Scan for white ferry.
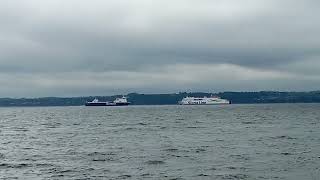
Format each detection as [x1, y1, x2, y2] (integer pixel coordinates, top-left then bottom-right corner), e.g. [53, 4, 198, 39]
[179, 96, 230, 105]
[85, 96, 130, 106]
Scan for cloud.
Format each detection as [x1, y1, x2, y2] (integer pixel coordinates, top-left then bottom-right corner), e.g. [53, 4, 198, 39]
[1, 63, 319, 97]
[0, 0, 319, 96]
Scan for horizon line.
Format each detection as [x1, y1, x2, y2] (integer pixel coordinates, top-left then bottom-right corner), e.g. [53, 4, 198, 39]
[1, 90, 319, 99]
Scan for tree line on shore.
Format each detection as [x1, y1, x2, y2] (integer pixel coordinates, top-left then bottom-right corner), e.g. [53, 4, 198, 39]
[0, 91, 320, 106]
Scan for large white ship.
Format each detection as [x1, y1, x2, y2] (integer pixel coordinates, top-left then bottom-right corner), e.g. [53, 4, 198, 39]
[179, 96, 230, 105]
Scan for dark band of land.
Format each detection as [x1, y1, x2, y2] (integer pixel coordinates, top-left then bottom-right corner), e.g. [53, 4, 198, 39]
[1, 91, 320, 107]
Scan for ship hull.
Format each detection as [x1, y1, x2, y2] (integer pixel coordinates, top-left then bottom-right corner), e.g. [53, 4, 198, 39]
[179, 102, 230, 105]
[85, 102, 130, 106]
[178, 97, 231, 105]
[113, 102, 130, 106]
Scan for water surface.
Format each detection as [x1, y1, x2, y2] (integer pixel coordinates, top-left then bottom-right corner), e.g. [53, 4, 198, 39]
[0, 104, 319, 179]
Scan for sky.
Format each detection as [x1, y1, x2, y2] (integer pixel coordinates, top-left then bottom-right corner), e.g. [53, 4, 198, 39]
[0, 0, 319, 97]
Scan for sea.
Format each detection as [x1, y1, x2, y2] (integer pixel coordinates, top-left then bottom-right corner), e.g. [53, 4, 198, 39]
[0, 104, 319, 180]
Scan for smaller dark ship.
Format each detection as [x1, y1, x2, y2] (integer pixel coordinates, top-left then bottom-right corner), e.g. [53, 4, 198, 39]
[85, 96, 130, 106]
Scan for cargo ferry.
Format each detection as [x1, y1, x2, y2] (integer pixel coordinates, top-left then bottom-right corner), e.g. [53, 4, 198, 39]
[85, 96, 130, 106]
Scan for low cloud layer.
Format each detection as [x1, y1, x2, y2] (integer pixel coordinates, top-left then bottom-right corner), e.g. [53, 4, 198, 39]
[0, 0, 319, 97]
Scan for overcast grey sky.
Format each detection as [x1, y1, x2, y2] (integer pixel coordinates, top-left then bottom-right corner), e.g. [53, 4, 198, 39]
[0, 0, 319, 97]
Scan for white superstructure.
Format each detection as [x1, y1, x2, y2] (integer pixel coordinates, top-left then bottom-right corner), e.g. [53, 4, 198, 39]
[113, 96, 130, 104]
[179, 96, 230, 105]
[85, 96, 130, 106]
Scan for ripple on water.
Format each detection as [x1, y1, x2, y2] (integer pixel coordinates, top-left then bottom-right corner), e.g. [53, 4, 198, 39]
[216, 173, 249, 180]
[164, 148, 179, 152]
[241, 121, 255, 124]
[0, 163, 32, 169]
[194, 148, 207, 153]
[13, 127, 29, 132]
[35, 163, 55, 168]
[169, 178, 185, 180]
[281, 152, 294, 156]
[41, 122, 62, 129]
[117, 174, 132, 179]
[145, 160, 165, 165]
[229, 154, 250, 161]
[197, 173, 210, 177]
[88, 152, 117, 162]
[272, 135, 297, 140]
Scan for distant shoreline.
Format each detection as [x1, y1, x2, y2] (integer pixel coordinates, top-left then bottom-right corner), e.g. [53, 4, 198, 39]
[0, 91, 320, 107]
[1, 103, 320, 108]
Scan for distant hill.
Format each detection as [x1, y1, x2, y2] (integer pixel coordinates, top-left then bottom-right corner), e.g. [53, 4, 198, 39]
[0, 91, 320, 106]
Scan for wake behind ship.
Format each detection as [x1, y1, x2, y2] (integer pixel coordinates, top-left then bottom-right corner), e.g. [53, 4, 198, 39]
[85, 96, 130, 106]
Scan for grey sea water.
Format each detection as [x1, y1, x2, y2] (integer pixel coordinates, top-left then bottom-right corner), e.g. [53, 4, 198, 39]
[0, 104, 319, 180]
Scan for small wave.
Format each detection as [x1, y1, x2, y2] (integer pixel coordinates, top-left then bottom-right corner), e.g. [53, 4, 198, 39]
[41, 122, 62, 128]
[165, 148, 179, 152]
[241, 121, 255, 124]
[170, 155, 182, 158]
[59, 169, 75, 173]
[146, 160, 165, 165]
[169, 178, 185, 180]
[195, 148, 206, 153]
[281, 152, 293, 156]
[45, 116, 54, 120]
[209, 167, 217, 170]
[35, 163, 55, 168]
[230, 154, 250, 160]
[50, 174, 65, 178]
[117, 174, 132, 179]
[216, 173, 249, 179]
[46, 167, 77, 175]
[110, 123, 126, 127]
[92, 158, 108, 162]
[186, 126, 200, 129]
[140, 173, 152, 177]
[0, 153, 5, 159]
[272, 135, 296, 140]
[13, 127, 29, 132]
[21, 147, 33, 150]
[88, 152, 107, 156]
[0, 163, 32, 169]
[88, 152, 115, 162]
